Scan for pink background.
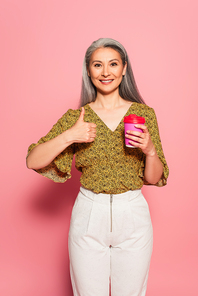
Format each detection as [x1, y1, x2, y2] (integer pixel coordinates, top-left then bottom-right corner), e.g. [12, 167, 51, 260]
[1, 0, 198, 295]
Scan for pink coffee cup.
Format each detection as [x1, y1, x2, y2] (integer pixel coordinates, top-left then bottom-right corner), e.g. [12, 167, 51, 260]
[124, 114, 145, 148]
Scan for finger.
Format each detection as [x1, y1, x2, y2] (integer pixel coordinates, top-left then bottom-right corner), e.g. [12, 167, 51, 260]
[134, 124, 148, 132]
[87, 128, 96, 136]
[128, 135, 144, 144]
[129, 137, 147, 146]
[126, 130, 144, 137]
[128, 140, 140, 147]
[89, 131, 96, 137]
[86, 136, 95, 143]
[90, 123, 97, 128]
[89, 133, 96, 139]
[90, 126, 97, 132]
[78, 107, 85, 121]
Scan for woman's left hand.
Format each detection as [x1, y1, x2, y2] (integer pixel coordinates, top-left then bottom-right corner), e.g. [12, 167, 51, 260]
[125, 124, 156, 156]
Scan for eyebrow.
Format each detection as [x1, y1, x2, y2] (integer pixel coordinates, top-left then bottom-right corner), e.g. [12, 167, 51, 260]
[91, 59, 120, 64]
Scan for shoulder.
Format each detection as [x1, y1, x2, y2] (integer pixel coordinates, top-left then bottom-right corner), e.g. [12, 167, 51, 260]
[130, 103, 158, 127]
[57, 107, 81, 129]
[131, 102, 155, 116]
[61, 107, 81, 120]
[58, 104, 92, 127]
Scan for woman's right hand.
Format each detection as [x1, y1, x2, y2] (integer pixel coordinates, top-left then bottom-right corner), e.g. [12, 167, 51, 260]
[27, 107, 96, 170]
[66, 107, 97, 143]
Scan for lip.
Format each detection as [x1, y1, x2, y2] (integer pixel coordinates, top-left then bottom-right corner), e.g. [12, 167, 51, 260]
[99, 79, 114, 85]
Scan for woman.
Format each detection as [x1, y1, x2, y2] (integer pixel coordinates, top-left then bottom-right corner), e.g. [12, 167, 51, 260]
[27, 38, 169, 296]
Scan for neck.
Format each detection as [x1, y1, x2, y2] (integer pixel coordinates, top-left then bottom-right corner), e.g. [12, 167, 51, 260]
[94, 91, 124, 110]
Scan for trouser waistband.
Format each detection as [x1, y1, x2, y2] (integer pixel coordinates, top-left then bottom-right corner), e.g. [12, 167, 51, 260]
[80, 186, 142, 204]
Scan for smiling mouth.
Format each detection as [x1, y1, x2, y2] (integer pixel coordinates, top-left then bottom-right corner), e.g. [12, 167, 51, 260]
[100, 79, 114, 84]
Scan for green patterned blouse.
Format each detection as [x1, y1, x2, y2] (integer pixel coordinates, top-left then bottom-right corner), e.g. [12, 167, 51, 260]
[27, 103, 169, 194]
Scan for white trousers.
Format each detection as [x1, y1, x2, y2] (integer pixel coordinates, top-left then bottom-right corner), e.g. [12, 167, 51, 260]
[68, 187, 153, 296]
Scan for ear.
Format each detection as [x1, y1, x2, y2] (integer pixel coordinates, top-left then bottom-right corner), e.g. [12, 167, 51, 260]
[122, 61, 127, 76]
[87, 67, 90, 77]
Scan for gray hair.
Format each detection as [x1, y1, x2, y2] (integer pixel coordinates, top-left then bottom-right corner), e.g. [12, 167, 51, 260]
[80, 38, 145, 106]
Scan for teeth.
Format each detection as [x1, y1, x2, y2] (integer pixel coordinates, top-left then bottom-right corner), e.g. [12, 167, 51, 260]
[101, 80, 113, 82]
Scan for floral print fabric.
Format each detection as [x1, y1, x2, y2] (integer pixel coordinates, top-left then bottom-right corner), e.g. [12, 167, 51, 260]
[27, 103, 169, 194]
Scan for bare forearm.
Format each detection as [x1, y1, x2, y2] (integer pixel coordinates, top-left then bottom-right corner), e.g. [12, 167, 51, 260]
[26, 131, 73, 170]
[144, 149, 163, 184]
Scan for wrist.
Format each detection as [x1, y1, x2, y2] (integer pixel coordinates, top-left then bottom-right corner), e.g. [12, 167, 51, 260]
[145, 146, 157, 158]
[61, 129, 74, 147]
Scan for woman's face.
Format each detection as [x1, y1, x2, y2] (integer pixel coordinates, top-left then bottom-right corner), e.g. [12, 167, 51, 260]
[87, 47, 127, 96]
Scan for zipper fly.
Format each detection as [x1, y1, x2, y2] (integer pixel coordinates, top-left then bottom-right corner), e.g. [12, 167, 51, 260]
[110, 194, 113, 232]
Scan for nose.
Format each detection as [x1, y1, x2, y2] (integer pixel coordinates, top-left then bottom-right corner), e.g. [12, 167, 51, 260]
[101, 64, 110, 77]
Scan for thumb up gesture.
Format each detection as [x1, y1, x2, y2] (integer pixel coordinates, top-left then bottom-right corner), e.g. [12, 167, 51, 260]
[66, 107, 97, 143]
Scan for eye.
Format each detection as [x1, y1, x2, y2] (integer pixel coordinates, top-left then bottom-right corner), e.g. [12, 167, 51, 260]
[94, 63, 102, 67]
[110, 62, 118, 66]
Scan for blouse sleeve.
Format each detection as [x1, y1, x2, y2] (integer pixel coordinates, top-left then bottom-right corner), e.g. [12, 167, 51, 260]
[27, 108, 80, 183]
[144, 107, 169, 187]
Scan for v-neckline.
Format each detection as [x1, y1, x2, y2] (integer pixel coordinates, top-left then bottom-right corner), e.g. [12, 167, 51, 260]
[86, 102, 136, 133]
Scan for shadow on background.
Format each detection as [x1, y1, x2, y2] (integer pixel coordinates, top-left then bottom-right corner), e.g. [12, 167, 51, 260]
[28, 160, 81, 216]
[25, 160, 81, 296]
